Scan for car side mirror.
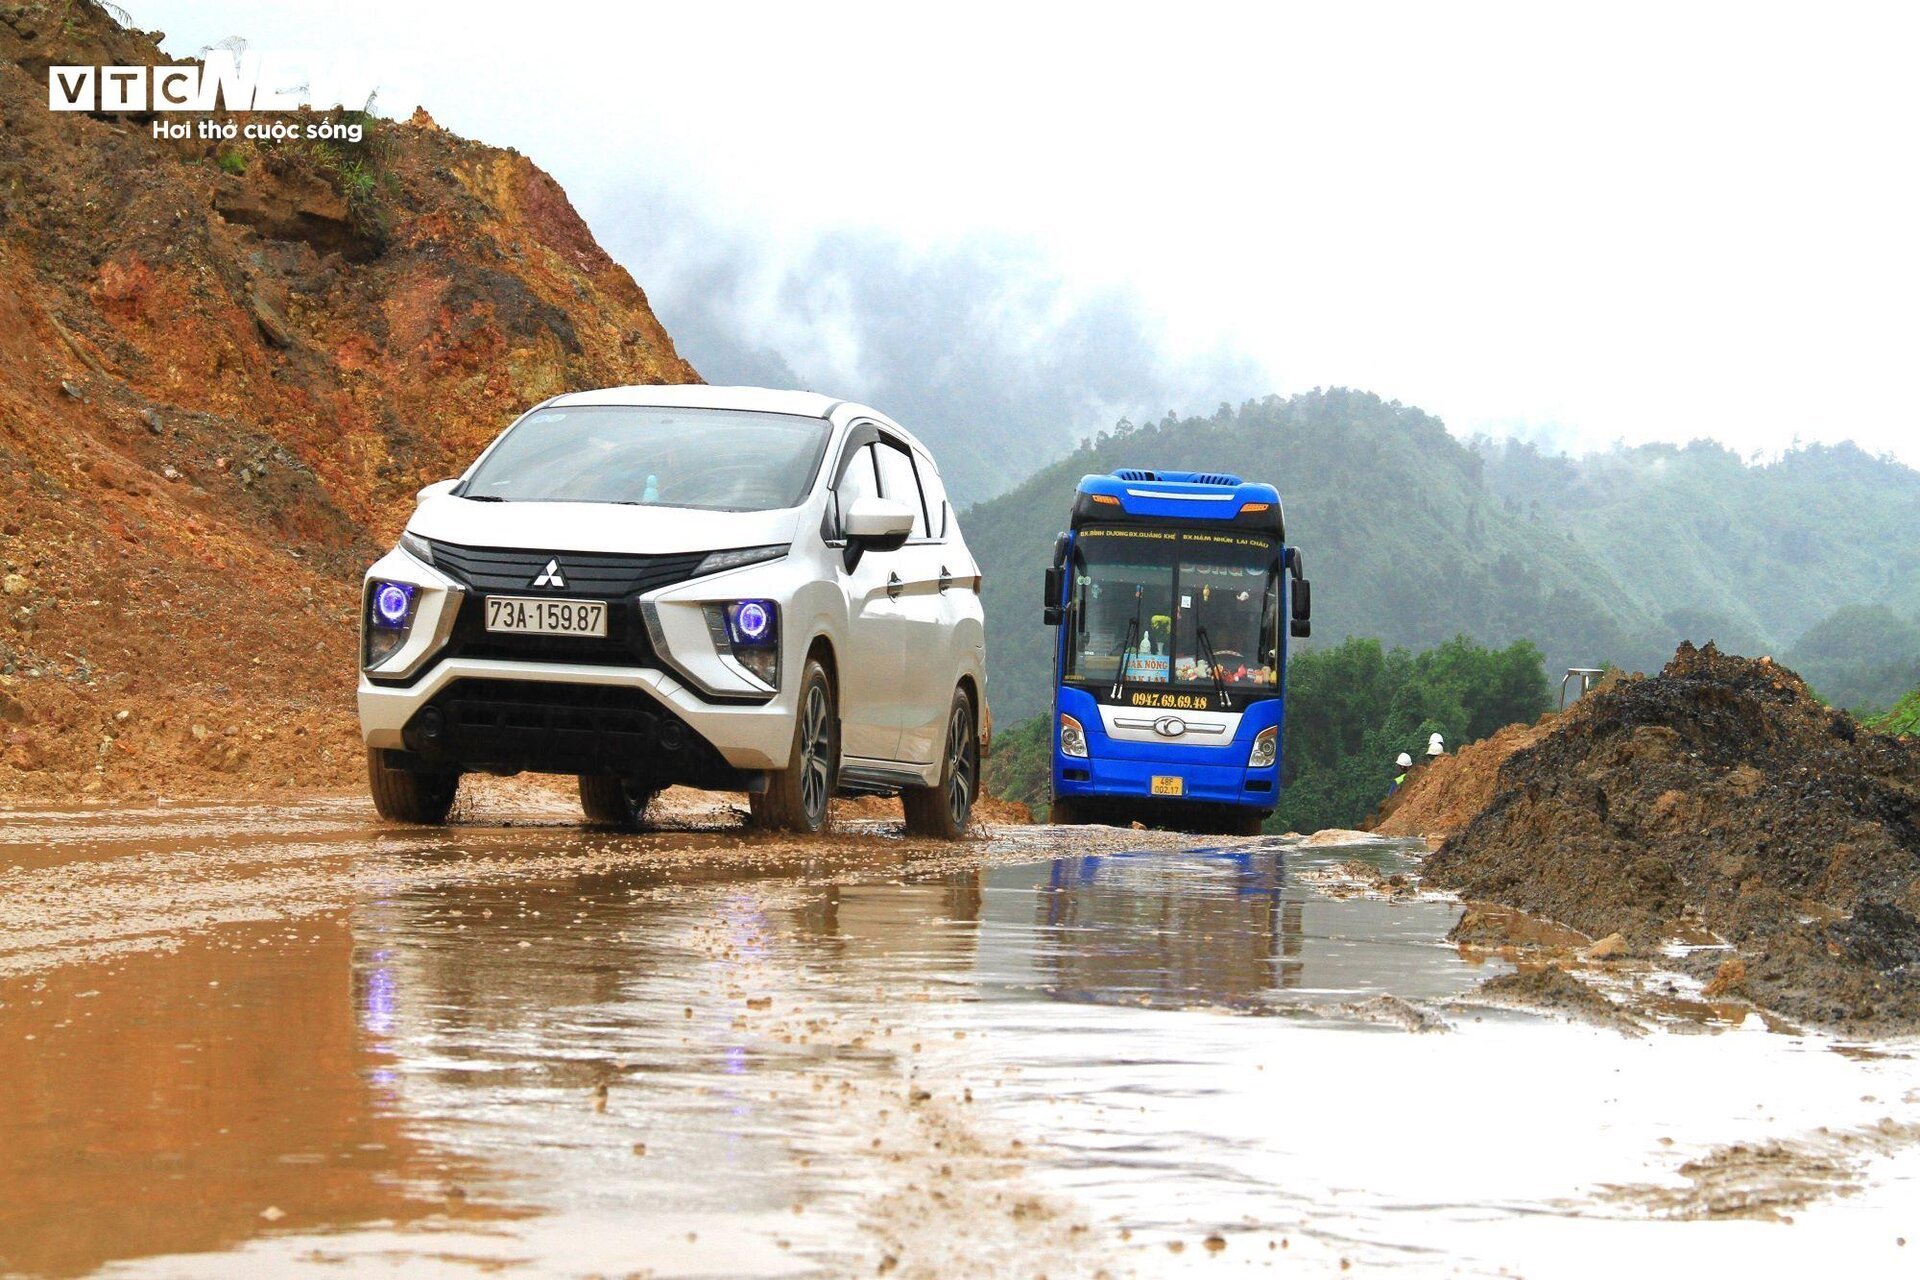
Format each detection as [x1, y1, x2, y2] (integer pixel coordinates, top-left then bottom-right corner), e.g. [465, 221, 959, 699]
[417, 478, 460, 503]
[1042, 566, 1063, 625]
[1290, 578, 1312, 638]
[845, 497, 914, 551]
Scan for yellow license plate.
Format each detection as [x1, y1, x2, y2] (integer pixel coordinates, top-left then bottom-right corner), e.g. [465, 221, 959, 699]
[1150, 775, 1184, 797]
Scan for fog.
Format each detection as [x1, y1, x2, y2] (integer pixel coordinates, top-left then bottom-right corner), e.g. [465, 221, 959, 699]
[598, 195, 1268, 504]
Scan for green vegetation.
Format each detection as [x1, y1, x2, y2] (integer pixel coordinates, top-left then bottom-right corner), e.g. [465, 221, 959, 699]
[965, 391, 1920, 726]
[983, 634, 1549, 833]
[216, 150, 247, 176]
[1873, 689, 1920, 737]
[1273, 635, 1548, 833]
[982, 713, 1054, 816]
[1785, 604, 1920, 716]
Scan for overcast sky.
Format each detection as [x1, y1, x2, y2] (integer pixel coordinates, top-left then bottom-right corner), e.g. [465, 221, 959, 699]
[131, 1, 1920, 467]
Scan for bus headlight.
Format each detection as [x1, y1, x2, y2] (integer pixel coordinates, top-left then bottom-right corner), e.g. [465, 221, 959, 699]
[1249, 725, 1278, 769]
[1059, 713, 1088, 759]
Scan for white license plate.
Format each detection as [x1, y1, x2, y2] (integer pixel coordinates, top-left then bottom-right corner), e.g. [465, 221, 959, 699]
[484, 596, 608, 637]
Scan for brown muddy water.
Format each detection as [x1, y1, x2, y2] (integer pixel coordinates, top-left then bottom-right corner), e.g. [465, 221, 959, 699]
[1, 799, 1916, 1278]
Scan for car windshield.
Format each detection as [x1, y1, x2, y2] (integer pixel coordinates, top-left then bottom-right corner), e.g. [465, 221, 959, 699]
[462, 406, 832, 511]
[1066, 526, 1280, 691]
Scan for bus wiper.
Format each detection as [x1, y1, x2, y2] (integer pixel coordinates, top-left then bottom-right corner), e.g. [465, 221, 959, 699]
[463, 493, 506, 502]
[1111, 587, 1145, 702]
[1194, 624, 1234, 710]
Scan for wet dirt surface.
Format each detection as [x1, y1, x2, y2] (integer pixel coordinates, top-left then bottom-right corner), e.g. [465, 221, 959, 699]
[3, 799, 1918, 1277]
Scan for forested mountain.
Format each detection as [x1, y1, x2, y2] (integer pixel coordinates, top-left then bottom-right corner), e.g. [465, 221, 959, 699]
[967, 391, 1920, 724]
[1480, 438, 1920, 680]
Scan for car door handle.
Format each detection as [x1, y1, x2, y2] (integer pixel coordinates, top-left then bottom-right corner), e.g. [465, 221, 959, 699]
[938, 565, 952, 594]
[887, 572, 903, 600]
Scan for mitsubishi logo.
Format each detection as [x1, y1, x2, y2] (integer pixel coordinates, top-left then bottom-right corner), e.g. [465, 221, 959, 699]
[1153, 716, 1187, 738]
[531, 558, 567, 589]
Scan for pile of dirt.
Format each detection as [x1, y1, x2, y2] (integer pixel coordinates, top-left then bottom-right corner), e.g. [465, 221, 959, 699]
[1424, 643, 1920, 1032]
[1372, 718, 1553, 839]
[0, 4, 697, 799]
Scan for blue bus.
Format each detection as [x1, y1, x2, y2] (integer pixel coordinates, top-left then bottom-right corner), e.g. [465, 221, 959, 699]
[1041, 469, 1311, 835]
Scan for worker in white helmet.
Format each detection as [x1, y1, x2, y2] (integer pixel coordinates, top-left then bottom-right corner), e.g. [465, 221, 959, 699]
[1427, 732, 1446, 757]
[1390, 751, 1413, 794]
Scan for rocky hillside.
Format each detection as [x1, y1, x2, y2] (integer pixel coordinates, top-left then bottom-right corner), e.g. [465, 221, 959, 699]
[0, 2, 697, 798]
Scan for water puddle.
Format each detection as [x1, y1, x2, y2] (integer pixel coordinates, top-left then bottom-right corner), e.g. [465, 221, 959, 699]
[1, 804, 1915, 1276]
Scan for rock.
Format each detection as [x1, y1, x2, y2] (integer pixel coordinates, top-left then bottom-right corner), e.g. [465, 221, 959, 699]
[190, 723, 208, 741]
[60, 380, 82, 399]
[141, 408, 163, 434]
[1, 574, 27, 596]
[0, 689, 23, 721]
[1586, 932, 1627, 961]
[251, 295, 292, 348]
[161, 466, 181, 482]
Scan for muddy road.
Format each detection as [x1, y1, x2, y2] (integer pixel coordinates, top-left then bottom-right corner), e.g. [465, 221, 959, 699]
[2, 794, 1916, 1278]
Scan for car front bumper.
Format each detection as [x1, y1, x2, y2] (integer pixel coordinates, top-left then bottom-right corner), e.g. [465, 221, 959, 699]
[359, 659, 795, 773]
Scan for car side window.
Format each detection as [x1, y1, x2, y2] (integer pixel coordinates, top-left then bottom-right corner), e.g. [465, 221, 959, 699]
[915, 455, 949, 540]
[875, 440, 929, 539]
[834, 442, 879, 536]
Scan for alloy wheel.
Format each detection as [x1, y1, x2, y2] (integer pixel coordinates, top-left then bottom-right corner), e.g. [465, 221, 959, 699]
[946, 703, 975, 828]
[800, 682, 831, 823]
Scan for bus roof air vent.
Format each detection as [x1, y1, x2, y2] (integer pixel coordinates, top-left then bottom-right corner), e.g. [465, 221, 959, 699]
[1112, 468, 1158, 482]
[1192, 472, 1243, 487]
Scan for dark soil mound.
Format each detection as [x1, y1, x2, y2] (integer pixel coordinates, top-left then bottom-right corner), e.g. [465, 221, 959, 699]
[1425, 643, 1920, 1031]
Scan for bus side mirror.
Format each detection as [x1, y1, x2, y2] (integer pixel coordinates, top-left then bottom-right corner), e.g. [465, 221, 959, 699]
[1042, 566, 1063, 626]
[1290, 579, 1312, 638]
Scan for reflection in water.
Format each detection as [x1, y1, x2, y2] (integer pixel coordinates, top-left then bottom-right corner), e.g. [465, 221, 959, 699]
[18, 831, 1892, 1279]
[0, 918, 469, 1278]
[981, 846, 1481, 1015]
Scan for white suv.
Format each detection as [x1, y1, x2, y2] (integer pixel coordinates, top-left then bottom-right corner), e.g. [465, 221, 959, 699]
[357, 386, 988, 836]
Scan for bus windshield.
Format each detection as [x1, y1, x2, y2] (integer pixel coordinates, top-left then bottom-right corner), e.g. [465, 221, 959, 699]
[1065, 526, 1281, 693]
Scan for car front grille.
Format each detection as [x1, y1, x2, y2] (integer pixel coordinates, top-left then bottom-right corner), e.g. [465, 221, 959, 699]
[427, 539, 708, 596]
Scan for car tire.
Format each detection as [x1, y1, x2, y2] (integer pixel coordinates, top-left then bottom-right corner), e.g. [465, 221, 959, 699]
[1048, 794, 1084, 825]
[367, 750, 459, 825]
[749, 656, 837, 834]
[579, 775, 660, 831]
[903, 687, 978, 840]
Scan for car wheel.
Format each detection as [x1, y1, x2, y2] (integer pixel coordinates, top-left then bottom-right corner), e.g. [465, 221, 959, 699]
[366, 750, 458, 825]
[1048, 794, 1083, 826]
[903, 688, 978, 839]
[749, 656, 837, 834]
[579, 775, 660, 831]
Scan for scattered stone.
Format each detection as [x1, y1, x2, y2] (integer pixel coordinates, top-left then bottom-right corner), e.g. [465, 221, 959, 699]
[258, 1205, 285, 1222]
[60, 380, 82, 399]
[161, 466, 181, 482]
[1587, 933, 1627, 962]
[1, 574, 27, 596]
[141, 407, 163, 434]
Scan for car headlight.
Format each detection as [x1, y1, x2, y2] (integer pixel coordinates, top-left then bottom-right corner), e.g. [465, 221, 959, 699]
[696, 544, 788, 578]
[398, 530, 435, 566]
[1249, 725, 1278, 769]
[364, 580, 418, 668]
[705, 599, 780, 688]
[1059, 713, 1087, 759]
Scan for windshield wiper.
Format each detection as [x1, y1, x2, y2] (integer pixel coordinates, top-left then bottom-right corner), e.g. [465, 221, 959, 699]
[462, 493, 506, 502]
[1194, 624, 1234, 710]
[1111, 586, 1145, 702]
